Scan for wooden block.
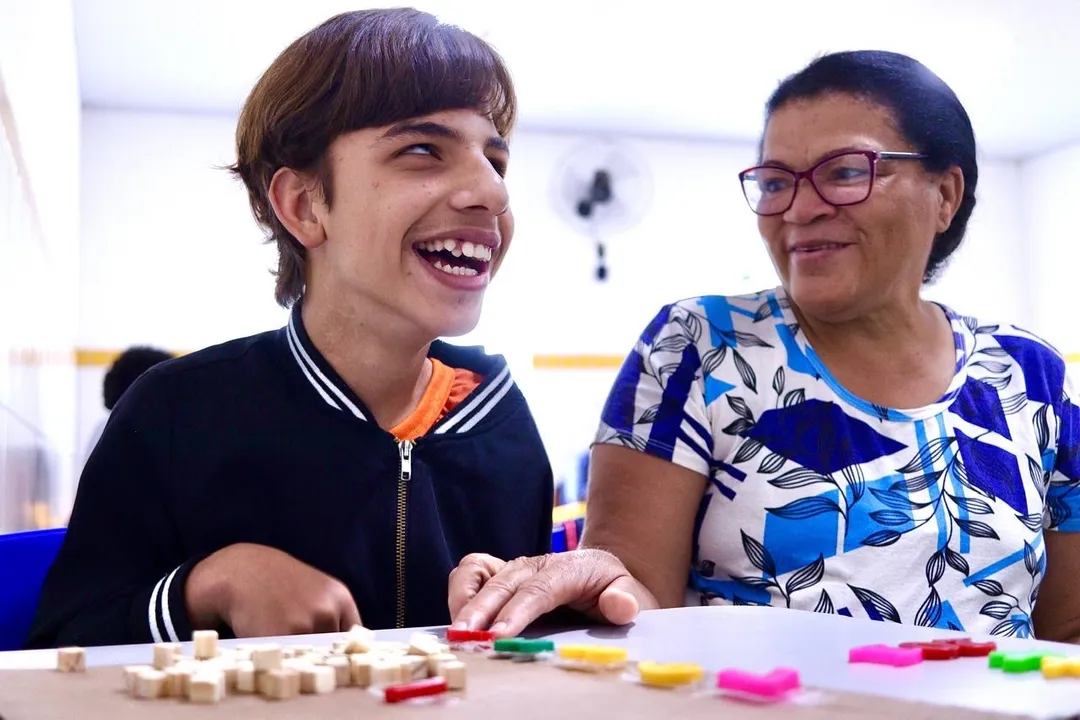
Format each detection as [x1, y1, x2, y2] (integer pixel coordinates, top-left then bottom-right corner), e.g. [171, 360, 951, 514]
[325, 655, 351, 687]
[189, 670, 225, 704]
[57, 647, 85, 673]
[427, 652, 458, 677]
[408, 632, 443, 656]
[152, 642, 180, 670]
[349, 653, 374, 687]
[262, 668, 300, 700]
[135, 669, 167, 699]
[217, 648, 243, 664]
[402, 655, 428, 680]
[123, 665, 152, 694]
[163, 666, 191, 698]
[371, 640, 409, 656]
[251, 644, 284, 671]
[192, 630, 218, 660]
[221, 661, 240, 690]
[441, 660, 467, 690]
[301, 665, 336, 694]
[301, 651, 326, 666]
[345, 624, 376, 654]
[370, 658, 404, 687]
[287, 668, 301, 696]
[235, 661, 256, 693]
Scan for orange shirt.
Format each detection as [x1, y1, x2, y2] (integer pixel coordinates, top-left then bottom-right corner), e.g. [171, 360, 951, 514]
[389, 358, 484, 441]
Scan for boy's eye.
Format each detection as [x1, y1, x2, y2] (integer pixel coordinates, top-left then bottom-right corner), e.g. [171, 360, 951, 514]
[401, 143, 437, 157]
[489, 157, 508, 177]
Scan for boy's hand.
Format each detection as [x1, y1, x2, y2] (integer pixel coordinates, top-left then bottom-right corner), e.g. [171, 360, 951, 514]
[186, 543, 361, 637]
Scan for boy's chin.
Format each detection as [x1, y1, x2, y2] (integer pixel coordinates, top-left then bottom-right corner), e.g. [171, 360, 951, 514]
[426, 311, 483, 341]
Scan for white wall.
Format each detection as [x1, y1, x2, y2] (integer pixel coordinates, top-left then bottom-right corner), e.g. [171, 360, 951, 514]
[77, 109, 1033, 498]
[1020, 141, 1080, 353]
[0, 0, 81, 528]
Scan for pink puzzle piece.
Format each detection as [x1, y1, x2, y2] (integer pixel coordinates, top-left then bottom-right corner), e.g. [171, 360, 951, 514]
[849, 644, 924, 667]
[716, 667, 801, 699]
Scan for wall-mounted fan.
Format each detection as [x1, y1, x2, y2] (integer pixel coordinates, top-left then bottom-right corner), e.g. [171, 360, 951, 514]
[550, 138, 653, 281]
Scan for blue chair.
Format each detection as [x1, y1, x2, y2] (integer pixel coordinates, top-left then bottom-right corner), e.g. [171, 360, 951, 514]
[0, 527, 66, 650]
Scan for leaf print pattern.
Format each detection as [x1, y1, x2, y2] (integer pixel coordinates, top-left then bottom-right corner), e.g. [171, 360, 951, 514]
[595, 289, 1080, 637]
[737, 531, 825, 608]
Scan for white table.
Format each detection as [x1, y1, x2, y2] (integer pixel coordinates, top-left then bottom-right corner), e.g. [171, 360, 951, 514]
[2, 606, 1080, 719]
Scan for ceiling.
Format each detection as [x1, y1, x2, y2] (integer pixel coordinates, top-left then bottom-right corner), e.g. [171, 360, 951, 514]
[73, 0, 1080, 159]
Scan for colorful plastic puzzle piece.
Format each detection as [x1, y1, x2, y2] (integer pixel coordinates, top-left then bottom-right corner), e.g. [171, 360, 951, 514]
[1002, 653, 1046, 674]
[556, 645, 628, 671]
[636, 661, 704, 687]
[1041, 656, 1080, 679]
[716, 667, 800, 699]
[898, 637, 997, 661]
[950, 639, 997, 657]
[848, 644, 923, 667]
[898, 641, 960, 661]
[492, 638, 555, 661]
[383, 676, 448, 703]
[987, 651, 1060, 674]
[445, 628, 494, 644]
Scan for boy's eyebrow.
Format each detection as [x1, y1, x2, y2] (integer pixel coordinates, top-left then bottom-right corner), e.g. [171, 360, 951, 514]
[377, 120, 509, 153]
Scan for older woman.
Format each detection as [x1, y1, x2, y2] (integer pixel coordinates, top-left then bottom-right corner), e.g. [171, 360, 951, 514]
[448, 50, 1080, 642]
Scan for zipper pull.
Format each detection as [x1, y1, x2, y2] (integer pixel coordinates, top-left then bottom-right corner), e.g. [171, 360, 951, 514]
[399, 439, 413, 482]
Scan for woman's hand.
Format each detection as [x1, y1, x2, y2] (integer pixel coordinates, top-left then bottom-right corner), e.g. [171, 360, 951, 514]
[447, 549, 657, 637]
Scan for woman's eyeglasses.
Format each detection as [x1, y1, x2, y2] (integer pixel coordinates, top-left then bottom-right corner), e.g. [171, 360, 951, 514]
[738, 150, 927, 216]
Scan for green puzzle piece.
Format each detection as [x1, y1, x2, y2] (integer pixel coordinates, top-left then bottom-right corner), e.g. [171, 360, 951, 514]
[989, 651, 1065, 673]
[493, 638, 555, 654]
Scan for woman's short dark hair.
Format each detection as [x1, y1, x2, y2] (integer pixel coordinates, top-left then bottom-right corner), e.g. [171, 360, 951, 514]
[229, 8, 517, 307]
[764, 50, 977, 283]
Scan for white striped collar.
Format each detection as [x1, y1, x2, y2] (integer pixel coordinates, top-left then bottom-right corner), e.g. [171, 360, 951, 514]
[286, 307, 368, 420]
[284, 302, 515, 435]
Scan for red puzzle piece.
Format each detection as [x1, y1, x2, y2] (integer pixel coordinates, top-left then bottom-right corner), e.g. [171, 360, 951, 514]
[898, 638, 997, 660]
[899, 641, 960, 660]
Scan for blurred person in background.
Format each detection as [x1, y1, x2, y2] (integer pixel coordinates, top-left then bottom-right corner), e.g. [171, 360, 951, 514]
[82, 346, 175, 464]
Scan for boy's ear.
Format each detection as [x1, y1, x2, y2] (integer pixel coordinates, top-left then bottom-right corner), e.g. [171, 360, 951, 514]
[268, 167, 328, 249]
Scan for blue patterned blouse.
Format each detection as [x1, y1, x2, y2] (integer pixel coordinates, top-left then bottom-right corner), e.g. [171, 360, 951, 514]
[596, 287, 1080, 637]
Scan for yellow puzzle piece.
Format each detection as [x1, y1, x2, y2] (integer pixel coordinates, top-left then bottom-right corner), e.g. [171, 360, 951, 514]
[557, 645, 629, 668]
[1041, 656, 1080, 679]
[636, 661, 704, 687]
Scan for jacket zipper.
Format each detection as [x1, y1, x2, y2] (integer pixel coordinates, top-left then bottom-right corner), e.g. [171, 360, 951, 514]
[395, 439, 413, 628]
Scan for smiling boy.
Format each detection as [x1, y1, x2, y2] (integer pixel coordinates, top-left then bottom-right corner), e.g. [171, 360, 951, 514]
[27, 8, 553, 647]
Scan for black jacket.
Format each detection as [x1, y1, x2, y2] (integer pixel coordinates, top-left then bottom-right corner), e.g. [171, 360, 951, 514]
[26, 305, 553, 647]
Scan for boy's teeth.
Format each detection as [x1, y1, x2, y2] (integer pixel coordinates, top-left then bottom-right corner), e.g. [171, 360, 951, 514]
[417, 239, 492, 261]
[432, 260, 478, 277]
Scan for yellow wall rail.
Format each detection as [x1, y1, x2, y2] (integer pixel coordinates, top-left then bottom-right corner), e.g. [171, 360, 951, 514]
[8, 350, 1080, 370]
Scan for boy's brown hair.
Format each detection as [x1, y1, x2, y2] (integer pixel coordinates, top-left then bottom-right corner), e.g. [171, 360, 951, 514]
[230, 8, 517, 307]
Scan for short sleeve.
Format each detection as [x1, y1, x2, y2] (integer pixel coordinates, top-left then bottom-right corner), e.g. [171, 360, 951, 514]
[1046, 365, 1080, 531]
[594, 304, 713, 477]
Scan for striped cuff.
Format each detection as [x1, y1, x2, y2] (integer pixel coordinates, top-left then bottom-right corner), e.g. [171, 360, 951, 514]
[148, 566, 182, 642]
[133, 560, 198, 643]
